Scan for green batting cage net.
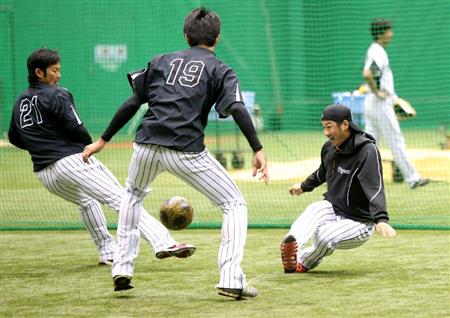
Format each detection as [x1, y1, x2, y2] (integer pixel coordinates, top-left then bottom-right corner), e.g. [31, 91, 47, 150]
[1, 0, 449, 231]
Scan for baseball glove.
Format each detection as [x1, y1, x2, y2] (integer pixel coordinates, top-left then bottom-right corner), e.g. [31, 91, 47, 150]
[394, 97, 416, 120]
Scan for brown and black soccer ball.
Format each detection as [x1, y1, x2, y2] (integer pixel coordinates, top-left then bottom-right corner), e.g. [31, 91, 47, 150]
[159, 196, 193, 230]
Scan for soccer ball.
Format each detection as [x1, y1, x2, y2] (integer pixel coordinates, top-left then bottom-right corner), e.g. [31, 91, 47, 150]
[159, 196, 193, 230]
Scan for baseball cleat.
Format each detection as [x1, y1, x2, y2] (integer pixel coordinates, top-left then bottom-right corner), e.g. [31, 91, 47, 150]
[98, 259, 113, 266]
[296, 262, 308, 273]
[155, 243, 196, 259]
[280, 235, 298, 273]
[410, 178, 430, 189]
[216, 285, 258, 300]
[113, 275, 134, 291]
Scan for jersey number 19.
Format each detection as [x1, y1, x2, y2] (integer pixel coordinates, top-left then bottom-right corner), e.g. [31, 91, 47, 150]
[166, 58, 205, 88]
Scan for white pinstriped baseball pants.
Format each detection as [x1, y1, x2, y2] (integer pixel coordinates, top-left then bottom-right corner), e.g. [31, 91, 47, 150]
[364, 94, 420, 186]
[113, 143, 248, 289]
[36, 153, 177, 262]
[286, 200, 375, 270]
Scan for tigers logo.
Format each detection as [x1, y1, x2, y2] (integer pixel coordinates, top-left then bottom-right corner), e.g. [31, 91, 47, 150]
[95, 45, 127, 72]
[337, 166, 350, 175]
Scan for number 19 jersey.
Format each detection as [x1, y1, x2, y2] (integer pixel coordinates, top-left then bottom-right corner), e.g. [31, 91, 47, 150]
[129, 46, 244, 152]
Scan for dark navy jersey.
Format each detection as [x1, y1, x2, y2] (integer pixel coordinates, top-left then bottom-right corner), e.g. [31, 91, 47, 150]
[8, 82, 92, 171]
[129, 46, 244, 152]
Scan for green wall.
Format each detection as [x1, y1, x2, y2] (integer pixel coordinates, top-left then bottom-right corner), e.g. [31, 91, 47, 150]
[1, 0, 449, 137]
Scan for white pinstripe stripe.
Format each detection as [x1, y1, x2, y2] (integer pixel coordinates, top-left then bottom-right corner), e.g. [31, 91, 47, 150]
[69, 105, 82, 125]
[347, 168, 359, 206]
[369, 143, 383, 202]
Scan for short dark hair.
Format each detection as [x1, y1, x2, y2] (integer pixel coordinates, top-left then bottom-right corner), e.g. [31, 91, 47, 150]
[27, 48, 60, 84]
[370, 18, 392, 40]
[183, 7, 220, 47]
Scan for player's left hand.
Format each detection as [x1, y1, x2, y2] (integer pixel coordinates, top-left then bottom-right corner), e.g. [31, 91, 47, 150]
[252, 149, 269, 185]
[375, 222, 397, 237]
[288, 183, 304, 196]
[82, 138, 107, 163]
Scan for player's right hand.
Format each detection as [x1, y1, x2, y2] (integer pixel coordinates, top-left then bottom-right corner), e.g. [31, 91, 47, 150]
[82, 138, 107, 163]
[288, 183, 303, 196]
[375, 222, 397, 237]
[375, 90, 388, 99]
[252, 149, 269, 185]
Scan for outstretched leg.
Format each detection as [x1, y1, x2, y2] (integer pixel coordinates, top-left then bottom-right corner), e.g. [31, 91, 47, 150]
[161, 148, 249, 290]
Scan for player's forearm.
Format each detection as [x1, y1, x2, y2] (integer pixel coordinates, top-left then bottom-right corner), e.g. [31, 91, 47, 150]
[102, 93, 143, 141]
[230, 102, 263, 152]
[363, 70, 379, 93]
[301, 170, 322, 192]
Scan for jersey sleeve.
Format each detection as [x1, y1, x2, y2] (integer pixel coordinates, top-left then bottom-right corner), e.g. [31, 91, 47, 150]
[363, 46, 383, 90]
[213, 65, 244, 118]
[52, 89, 83, 130]
[301, 144, 327, 192]
[364, 45, 386, 71]
[51, 89, 93, 144]
[363, 50, 375, 71]
[357, 143, 388, 223]
[127, 68, 148, 102]
[7, 114, 26, 149]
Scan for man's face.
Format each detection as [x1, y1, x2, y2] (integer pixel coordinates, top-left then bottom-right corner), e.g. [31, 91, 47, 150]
[322, 120, 350, 146]
[379, 29, 394, 46]
[37, 63, 61, 85]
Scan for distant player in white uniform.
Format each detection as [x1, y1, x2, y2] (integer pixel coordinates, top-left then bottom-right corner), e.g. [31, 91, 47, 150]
[8, 48, 195, 266]
[280, 104, 396, 274]
[363, 18, 429, 189]
[82, 8, 268, 298]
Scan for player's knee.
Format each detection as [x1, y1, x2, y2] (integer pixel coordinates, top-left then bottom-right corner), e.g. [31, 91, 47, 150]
[124, 184, 151, 200]
[316, 235, 337, 250]
[218, 198, 247, 213]
[79, 200, 100, 213]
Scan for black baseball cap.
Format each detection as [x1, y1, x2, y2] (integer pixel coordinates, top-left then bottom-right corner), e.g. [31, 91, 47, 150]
[321, 104, 363, 132]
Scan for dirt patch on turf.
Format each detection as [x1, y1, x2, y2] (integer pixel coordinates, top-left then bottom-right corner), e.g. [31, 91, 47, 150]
[381, 148, 450, 182]
[230, 148, 450, 182]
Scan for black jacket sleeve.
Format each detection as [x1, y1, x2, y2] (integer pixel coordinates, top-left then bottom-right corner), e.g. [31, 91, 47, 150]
[357, 143, 388, 223]
[101, 93, 144, 141]
[230, 102, 263, 152]
[301, 145, 327, 192]
[67, 124, 93, 146]
[7, 116, 26, 150]
[52, 90, 92, 145]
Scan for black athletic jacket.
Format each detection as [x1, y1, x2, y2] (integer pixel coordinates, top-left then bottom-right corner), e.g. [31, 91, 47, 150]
[8, 82, 92, 171]
[301, 132, 388, 224]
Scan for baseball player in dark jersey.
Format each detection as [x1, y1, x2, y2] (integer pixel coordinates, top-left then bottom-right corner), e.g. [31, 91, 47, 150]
[8, 48, 195, 266]
[280, 104, 396, 274]
[82, 8, 269, 298]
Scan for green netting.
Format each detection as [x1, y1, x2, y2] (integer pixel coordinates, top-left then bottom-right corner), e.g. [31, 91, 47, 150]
[1, 0, 449, 231]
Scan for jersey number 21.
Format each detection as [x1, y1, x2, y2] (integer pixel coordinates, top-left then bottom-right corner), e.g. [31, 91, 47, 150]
[19, 96, 43, 128]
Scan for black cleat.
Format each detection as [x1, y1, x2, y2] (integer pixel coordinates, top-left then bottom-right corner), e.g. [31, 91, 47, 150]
[216, 285, 258, 300]
[98, 259, 113, 266]
[113, 275, 134, 291]
[411, 178, 430, 189]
